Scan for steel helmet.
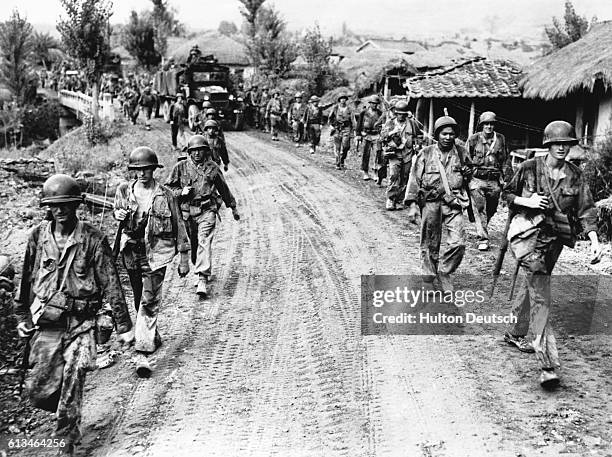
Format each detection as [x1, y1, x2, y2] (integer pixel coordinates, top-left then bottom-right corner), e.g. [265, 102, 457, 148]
[309, 95, 319, 102]
[337, 94, 349, 102]
[295, 91, 302, 98]
[478, 111, 497, 127]
[187, 134, 211, 151]
[204, 119, 219, 130]
[176, 92, 184, 98]
[206, 108, 217, 115]
[542, 120, 578, 146]
[394, 101, 410, 114]
[40, 174, 83, 206]
[128, 146, 163, 169]
[434, 116, 459, 139]
[368, 95, 380, 104]
[202, 101, 213, 109]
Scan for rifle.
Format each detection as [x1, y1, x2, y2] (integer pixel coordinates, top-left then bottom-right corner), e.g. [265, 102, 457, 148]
[455, 147, 476, 223]
[112, 218, 128, 260]
[19, 336, 31, 396]
[490, 209, 515, 298]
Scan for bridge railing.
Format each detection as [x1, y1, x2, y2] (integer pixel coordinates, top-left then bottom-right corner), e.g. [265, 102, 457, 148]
[59, 90, 114, 120]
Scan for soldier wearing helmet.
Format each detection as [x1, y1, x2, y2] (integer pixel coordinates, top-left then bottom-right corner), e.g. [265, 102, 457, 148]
[166, 135, 240, 297]
[356, 95, 384, 182]
[328, 93, 355, 169]
[258, 87, 270, 132]
[303, 95, 332, 154]
[502, 120, 601, 389]
[466, 111, 510, 251]
[404, 115, 473, 290]
[203, 119, 229, 170]
[138, 87, 156, 131]
[265, 90, 284, 141]
[380, 100, 421, 209]
[14, 174, 133, 454]
[288, 91, 308, 146]
[170, 92, 187, 150]
[114, 147, 190, 377]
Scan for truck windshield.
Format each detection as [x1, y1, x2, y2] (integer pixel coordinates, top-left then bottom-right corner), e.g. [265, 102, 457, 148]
[193, 72, 225, 83]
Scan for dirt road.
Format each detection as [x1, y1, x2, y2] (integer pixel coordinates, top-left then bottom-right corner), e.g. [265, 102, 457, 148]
[12, 121, 612, 457]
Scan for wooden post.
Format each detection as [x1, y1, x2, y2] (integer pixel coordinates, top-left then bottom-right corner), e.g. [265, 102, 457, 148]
[383, 76, 390, 100]
[575, 97, 584, 143]
[416, 98, 423, 126]
[428, 98, 434, 141]
[468, 101, 476, 137]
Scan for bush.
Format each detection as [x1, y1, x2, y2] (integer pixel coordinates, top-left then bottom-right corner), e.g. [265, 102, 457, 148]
[21, 99, 62, 145]
[583, 133, 612, 201]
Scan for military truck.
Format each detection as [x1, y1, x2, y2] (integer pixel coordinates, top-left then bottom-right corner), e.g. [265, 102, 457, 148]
[153, 54, 244, 131]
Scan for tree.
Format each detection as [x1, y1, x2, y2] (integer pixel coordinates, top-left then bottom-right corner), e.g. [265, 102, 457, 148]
[218, 20, 238, 36]
[0, 10, 34, 105]
[247, 6, 297, 76]
[57, 0, 113, 120]
[31, 31, 61, 69]
[545, 0, 595, 51]
[238, 0, 266, 38]
[122, 11, 162, 70]
[301, 25, 333, 94]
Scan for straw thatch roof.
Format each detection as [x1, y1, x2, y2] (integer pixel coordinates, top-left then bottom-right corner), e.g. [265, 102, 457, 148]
[521, 21, 612, 100]
[406, 57, 523, 99]
[167, 31, 250, 66]
[339, 49, 451, 94]
[356, 39, 426, 54]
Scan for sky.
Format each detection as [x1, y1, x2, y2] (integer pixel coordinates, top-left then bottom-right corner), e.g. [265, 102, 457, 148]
[3, 0, 611, 40]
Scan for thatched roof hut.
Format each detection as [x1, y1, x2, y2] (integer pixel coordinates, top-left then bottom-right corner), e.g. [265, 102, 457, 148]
[167, 31, 250, 67]
[521, 21, 612, 100]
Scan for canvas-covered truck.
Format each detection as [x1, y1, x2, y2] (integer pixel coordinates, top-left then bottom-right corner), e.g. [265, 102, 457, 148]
[154, 54, 245, 131]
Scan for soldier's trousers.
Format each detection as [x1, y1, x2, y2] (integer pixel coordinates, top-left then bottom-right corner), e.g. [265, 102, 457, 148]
[189, 210, 217, 278]
[307, 124, 321, 148]
[361, 137, 380, 173]
[387, 158, 412, 203]
[141, 106, 152, 127]
[27, 328, 96, 446]
[291, 120, 304, 142]
[420, 200, 466, 278]
[258, 108, 267, 130]
[469, 177, 501, 241]
[269, 114, 281, 139]
[333, 128, 351, 166]
[171, 122, 185, 148]
[508, 236, 563, 370]
[122, 241, 165, 353]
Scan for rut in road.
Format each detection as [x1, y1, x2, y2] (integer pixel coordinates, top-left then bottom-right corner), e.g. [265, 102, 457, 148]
[82, 130, 523, 457]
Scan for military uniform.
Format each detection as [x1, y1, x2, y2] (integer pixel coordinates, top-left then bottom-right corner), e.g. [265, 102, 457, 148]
[138, 90, 156, 130]
[504, 157, 597, 373]
[381, 115, 419, 205]
[166, 156, 237, 281]
[15, 220, 132, 449]
[357, 104, 383, 178]
[114, 180, 189, 353]
[303, 98, 324, 153]
[289, 97, 308, 144]
[329, 101, 354, 168]
[258, 90, 270, 131]
[169, 97, 186, 149]
[266, 96, 284, 140]
[467, 114, 510, 246]
[405, 137, 471, 279]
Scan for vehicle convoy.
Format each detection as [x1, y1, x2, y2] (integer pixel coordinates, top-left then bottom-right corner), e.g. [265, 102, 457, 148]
[153, 54, 245, 131]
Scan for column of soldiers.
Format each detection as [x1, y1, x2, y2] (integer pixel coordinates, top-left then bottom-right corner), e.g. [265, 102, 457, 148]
[7, 120, 241, 453]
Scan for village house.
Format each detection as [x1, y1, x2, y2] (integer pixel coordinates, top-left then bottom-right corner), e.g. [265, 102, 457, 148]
[521, 21, 612, 147]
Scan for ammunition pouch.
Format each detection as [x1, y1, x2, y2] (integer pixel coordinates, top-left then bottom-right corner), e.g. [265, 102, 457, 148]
[187, 195, 215, 217]
[473, 168, 501, 181]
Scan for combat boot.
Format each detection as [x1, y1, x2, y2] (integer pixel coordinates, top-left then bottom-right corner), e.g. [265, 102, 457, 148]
[362, 171, 371, 181]
[196, 277, 208, 296]
[385, 199, 396, 210]
[539, 369, 560, 389]
[135, 353, 152, 378]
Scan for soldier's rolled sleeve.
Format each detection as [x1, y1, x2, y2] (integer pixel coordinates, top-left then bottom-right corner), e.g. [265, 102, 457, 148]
[404, 151, 425, 203]
[93, 237, 132, 334]
[213, 172, 237, 209]
[577, 180, 598, 234]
